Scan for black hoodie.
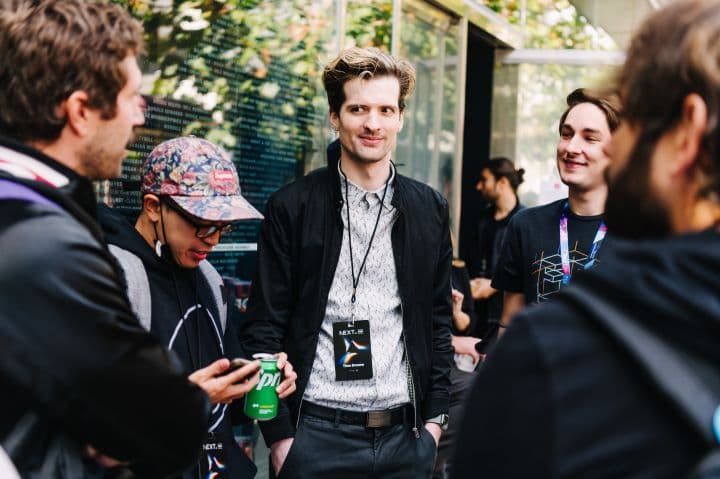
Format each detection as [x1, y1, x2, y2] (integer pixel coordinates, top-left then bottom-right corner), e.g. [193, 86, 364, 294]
[0, 136, 210, 479]
[452, 230, 720, 479]
[98, 205, 256, 479]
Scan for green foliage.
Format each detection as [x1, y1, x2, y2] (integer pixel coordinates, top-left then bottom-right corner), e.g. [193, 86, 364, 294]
[485, 0, 615, 50]
[345, 0, 393, 50]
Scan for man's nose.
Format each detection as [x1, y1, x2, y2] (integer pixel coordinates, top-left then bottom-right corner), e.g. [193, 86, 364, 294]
[202, 230, 222, 246]
[566, 134, 583, 154]
[364, 110, 380, 130]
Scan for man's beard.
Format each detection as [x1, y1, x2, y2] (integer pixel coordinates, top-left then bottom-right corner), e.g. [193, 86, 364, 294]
[605, 138, 673, 239]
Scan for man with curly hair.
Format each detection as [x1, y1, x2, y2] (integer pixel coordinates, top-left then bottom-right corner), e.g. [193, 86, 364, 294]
[0, 1, 210, 477]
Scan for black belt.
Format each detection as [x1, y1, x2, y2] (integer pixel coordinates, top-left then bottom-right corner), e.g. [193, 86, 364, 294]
[302, 402, 410, 428]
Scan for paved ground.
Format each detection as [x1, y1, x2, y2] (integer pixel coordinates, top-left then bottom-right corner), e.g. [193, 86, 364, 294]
[254, 425, 269, 479]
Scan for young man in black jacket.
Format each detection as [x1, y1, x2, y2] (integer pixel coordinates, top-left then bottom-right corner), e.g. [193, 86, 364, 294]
[0, 1, 210, 477]
[240, 47, 453, 478]
[453, 1, 720, 477]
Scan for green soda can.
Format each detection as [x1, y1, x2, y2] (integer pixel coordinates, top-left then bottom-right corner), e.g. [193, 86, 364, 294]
[244, 353, 280, 421]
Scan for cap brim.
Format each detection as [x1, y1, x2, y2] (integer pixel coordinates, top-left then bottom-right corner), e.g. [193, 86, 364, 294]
[170, 195, 264, 222]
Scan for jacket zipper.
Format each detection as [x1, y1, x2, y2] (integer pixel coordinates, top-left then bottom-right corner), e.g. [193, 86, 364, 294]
[295, 394, 304, 430]
[391, 205, 418, 439]
[401, 302, 420, 439]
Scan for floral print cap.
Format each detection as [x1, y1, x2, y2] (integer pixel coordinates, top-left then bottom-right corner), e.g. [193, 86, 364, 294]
[141, 137, 263, 222]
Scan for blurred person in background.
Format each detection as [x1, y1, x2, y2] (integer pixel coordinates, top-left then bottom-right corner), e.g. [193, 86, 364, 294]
[431, 255, 480, 479]
[467, 157, 524, 345]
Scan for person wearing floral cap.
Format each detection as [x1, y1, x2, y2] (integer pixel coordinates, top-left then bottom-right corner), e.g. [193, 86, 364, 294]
[99, 136, 297, 479]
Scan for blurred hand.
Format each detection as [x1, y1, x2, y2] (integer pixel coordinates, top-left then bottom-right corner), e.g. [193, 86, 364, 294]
[451, 288, 464, 312]
[470, 277, 496, 300]
[85, 445, 127, 468]
[188, 358, 261, 404]
[452, 335, 483, 364]
[271, 437, 294, 476]
[424, 423, 442, 447]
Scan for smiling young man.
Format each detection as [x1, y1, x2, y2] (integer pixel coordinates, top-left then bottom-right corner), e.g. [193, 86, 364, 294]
[492, 89, 620, 328]
[99, 136, 297, 479]
[240, 47, 453, 479]
[453, 1, 720, 477]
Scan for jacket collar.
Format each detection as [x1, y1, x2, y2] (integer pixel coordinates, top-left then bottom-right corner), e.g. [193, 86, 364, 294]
[326, 139, 405, 212]
[0, 134, 99, 222]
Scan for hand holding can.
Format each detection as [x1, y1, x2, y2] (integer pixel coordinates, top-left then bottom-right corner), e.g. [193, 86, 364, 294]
[244, 353, 280, 421]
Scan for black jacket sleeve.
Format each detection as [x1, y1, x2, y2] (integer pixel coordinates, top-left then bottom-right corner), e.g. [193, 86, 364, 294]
[240, 193, 295, 445]
[0, 209, 210, 478]
[423, 199, 454, 420]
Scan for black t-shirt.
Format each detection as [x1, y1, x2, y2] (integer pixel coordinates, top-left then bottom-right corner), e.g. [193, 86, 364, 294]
[450, 263, 479, 337]
[492, 198, 612, 304]
[472, 203, 523, 324]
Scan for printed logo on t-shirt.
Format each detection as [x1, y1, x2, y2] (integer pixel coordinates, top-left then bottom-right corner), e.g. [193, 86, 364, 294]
[531, 240, 597, 302]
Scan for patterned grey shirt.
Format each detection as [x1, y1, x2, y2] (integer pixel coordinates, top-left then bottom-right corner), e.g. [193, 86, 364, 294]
[304, 162, 410, 411]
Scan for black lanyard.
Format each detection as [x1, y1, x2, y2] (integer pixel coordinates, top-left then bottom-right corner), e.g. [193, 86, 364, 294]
[342, 166, 391, 307]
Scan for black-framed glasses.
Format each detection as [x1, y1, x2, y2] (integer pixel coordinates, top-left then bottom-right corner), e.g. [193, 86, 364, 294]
[162, 198, 234, 238]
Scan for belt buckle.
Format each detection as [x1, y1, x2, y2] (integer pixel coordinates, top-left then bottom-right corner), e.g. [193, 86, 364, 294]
[366, 410, 391, 428]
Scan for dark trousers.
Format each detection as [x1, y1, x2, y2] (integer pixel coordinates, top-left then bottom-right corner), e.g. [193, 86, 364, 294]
[276, 410, 437, 479]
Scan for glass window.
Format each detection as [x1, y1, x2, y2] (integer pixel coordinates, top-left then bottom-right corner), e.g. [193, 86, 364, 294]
[106, 0, 337, 278]
[397, 0, 462, 227]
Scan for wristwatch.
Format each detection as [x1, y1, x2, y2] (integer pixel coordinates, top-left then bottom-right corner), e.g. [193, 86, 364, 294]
[426, 413, 449, 431]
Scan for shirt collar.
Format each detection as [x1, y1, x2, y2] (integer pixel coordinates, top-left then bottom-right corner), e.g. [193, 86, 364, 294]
[337, 160, 395, 211]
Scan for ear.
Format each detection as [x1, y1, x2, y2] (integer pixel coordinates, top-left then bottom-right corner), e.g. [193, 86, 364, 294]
[142, 194, 162, 222]
[670, 93, 708, 177]
[398, 109, 404, 132]
[329, 108, 339, 132]
[63, 90, 95, 138]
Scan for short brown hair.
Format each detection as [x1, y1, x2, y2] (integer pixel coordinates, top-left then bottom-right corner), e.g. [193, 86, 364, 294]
[558, 88, 621, 135]
[618, 0, 720, 197]
[322, 47, 416, 114]
[0, 0, 144, 142]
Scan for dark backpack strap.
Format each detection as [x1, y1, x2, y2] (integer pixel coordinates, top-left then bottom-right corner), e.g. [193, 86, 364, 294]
[0, 179, 59, 209]
[562, 285, 720, 447]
